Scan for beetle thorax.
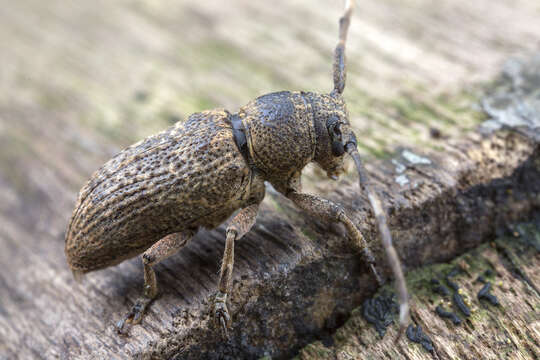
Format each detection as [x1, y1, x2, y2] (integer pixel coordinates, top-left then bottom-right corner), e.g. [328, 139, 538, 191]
[238, 91, 316, 186]
[237, 91, 348, 186]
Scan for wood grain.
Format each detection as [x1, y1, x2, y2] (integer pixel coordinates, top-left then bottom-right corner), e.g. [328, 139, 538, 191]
[0, 0, 539, 359]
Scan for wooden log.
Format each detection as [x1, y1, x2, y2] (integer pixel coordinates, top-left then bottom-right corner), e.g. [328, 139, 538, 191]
[0, 1, 539, 359]
[297, 220, 540, 359]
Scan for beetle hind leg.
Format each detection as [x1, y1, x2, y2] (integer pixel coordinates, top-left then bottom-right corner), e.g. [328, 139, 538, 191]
[213, 203, 259, 337]
[116, 230, 194, 334]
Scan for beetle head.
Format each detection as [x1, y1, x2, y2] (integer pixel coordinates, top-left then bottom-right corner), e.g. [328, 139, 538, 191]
[312, 93, 357, 180]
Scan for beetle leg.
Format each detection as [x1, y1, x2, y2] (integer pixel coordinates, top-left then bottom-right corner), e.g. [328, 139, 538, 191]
[286, 191, 383, 285]
[116, 230, 194, 334]
[213, 204, 259, 337]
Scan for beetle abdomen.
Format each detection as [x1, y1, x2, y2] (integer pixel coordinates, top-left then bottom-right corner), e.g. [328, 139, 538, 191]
[65, 110, 251, 273]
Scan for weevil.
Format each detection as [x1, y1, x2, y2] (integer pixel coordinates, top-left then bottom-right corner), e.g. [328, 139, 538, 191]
[65, 0, 409, 337]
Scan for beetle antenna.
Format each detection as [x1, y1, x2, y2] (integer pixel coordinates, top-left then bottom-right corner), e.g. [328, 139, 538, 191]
[333, 0, 355, 95]
[345, 143, 410, 341]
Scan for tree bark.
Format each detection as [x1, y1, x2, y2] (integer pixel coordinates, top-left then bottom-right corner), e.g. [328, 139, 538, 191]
[297, 221, 540, 360]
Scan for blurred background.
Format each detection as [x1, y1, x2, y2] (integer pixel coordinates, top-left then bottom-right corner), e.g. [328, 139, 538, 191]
[1, 0, 539, 358]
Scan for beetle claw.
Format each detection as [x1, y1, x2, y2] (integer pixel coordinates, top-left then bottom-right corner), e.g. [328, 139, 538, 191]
[219, 315, 228, 338]
[214, 307, 231, 338]
[116, 298, 151, 335]
[213, 292, 231, 338]
[116, 312, 133, 335]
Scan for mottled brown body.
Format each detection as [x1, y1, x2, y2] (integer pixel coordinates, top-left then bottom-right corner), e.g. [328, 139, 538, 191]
[66, 110, 258, 272]
[66, 91, 343, 273]
[65, 0, 409, 337]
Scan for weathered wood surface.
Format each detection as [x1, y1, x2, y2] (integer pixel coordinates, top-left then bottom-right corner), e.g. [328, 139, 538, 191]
[297, 219, 540, 360]
[0, 0, 539, 359]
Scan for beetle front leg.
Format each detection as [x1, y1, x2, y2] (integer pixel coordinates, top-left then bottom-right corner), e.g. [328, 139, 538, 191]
[287, 191, 383, 285]
[214, 204, 259, 337]
[116, 230, 194, 334]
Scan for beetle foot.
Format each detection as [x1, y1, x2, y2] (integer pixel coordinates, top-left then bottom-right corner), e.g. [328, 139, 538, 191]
[361, 248, 384, 286]
[116, 297, 152, 335]
[213, 291, 231, 338]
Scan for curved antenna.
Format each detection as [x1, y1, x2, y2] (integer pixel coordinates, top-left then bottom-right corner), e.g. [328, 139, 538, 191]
[346, 144, 410, 341]
[333, 0, 355, 95]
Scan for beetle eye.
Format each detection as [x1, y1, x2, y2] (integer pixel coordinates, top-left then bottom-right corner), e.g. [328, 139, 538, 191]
[327, 116, 344, 156]
[332, 140, 345, 156]
[331, 123, 341, 137]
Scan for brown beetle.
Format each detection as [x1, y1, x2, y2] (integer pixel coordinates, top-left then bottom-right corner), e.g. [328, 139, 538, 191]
[65, 0, 409, 337]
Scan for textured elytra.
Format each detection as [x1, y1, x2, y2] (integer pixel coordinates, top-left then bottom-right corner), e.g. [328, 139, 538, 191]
[65, 110, 262, 273]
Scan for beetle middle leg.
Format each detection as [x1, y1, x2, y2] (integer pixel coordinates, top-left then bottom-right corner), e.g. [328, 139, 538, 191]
[287, 191, 383, 285]
[116, 230, 194, 334]
[213, 203, 259, 337]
